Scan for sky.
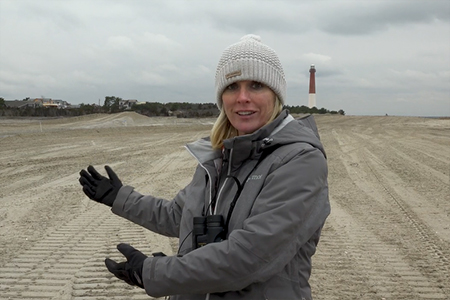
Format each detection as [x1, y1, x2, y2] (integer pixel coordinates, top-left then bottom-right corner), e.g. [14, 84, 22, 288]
[0, 0, 449, 116]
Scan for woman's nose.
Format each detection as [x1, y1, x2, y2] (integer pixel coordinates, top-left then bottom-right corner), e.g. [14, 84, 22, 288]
[236, 86, 250, 102]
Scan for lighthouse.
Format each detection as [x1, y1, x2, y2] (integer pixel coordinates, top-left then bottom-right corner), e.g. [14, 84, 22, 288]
[308, 64, 316, 108]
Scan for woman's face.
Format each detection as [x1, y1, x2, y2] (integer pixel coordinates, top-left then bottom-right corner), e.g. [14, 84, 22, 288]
[222, 80, 276, 136]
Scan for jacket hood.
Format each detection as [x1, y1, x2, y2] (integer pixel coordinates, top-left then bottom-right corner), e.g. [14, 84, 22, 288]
[222, 110, 326, 169]
[186, 110, 326, 169]
[271, 111, 326, 158]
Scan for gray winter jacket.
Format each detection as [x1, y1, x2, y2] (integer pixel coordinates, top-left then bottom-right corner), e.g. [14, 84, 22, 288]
[112, 110, 330, 299]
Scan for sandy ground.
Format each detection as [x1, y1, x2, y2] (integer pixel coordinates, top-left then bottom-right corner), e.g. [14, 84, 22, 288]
[0, 112, 449, 300]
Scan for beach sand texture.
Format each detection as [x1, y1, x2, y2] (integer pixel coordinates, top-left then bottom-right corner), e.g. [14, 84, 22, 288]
[0, 112, 449, 299]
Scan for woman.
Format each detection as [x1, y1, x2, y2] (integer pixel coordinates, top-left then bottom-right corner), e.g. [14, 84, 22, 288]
[79, 34, 330, 299]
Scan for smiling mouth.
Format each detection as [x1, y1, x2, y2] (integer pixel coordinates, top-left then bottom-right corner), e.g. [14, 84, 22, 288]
[237, 111, 255, 116]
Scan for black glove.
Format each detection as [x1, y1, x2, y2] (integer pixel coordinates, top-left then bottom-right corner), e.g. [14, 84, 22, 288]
[79, 165, 122, 207]
[105, 243, 147, 288]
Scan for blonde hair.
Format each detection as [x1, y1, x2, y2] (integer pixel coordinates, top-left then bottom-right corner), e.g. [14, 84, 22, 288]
[210, 97, 283, 149]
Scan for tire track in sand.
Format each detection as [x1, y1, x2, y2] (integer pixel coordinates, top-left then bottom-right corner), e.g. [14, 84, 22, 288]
[0, 202, 168, 299]
[311, 128, 449, 299]
[350, 127, 450, 286]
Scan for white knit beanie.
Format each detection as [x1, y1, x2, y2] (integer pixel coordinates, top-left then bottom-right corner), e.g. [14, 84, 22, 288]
[215, 34, 286, 109]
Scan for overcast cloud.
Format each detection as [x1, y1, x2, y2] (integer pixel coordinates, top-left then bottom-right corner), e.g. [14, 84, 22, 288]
[1, 0, 449, 116]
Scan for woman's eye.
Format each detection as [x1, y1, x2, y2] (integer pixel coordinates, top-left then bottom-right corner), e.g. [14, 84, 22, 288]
[226, 83, 238, 90]
[252, 82, 264, 89]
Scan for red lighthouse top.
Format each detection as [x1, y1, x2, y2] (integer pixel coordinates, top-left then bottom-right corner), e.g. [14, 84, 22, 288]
[309, 64, 316, 94]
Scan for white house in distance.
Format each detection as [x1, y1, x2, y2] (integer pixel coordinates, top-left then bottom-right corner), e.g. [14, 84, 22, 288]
[119, 99, 138, 110]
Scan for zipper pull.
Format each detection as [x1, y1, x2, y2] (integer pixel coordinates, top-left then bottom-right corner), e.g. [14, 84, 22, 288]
[262, 138, 273, 145]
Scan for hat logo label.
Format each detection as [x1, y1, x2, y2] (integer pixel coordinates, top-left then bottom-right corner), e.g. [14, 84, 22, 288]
[225, 70, 242, 79]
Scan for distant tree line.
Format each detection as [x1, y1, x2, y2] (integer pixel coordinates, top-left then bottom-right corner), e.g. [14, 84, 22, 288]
[284, 105, 345, 115]
[0, 98, 104, 117]
[0, 96, 345, 117]
[102, 96, 219, 118]
[132, 101, 219, 118]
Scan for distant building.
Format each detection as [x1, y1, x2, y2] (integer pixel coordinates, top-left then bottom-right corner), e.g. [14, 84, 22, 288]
[50, 99, 70, 109]
[4, 98, 71, 109]
[119, 99, 138, 110]
[39, 98, 70, 108]
[4, 100, 40, 108]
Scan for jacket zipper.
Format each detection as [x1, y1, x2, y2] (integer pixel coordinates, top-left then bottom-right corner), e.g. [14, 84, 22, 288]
[212, 148, 233, 215]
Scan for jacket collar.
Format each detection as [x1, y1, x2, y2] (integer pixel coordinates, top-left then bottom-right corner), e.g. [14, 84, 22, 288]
[185, 110, 293, 169]
[222, 110, 292, 172]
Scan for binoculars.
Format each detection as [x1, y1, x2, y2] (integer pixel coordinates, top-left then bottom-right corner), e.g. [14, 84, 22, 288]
[192, 215, 226, 249]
